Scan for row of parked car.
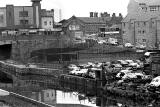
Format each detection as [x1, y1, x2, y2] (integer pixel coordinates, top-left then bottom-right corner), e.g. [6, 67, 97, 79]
[67, 58, 160, 93]
[67, 59, 144, 79]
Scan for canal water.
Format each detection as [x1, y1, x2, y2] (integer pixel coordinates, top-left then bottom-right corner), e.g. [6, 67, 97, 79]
[0, 82, 97, 107]
[0, 70, 160, 107]
[0, 76, 158, 107]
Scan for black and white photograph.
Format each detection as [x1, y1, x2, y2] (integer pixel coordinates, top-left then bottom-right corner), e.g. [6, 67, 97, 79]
[0, 0, 159, 107]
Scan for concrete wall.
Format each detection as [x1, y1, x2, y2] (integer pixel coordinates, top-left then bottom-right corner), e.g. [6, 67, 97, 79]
[6, 5, 15, 28]
[0, 8, 7, 27]
[14, 6, 34, 26]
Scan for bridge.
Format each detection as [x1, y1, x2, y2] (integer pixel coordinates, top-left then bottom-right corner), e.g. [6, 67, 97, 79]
[0, 33, 69, 62]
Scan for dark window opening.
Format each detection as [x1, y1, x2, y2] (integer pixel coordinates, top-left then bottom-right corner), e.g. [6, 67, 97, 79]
[20, 20, 29, 25]
[19, 11, 28, 17]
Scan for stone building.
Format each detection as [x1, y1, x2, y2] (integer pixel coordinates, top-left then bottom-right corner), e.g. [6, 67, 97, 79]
[122, 0, 160, 49]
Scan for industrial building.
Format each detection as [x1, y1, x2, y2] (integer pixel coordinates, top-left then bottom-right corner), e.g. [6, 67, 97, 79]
[122, 0, 160, 49]
[0, 0, 54, 31]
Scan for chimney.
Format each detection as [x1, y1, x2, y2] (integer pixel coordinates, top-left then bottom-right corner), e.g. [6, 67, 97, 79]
[100, 13, 104, 17]
[90, 12, 94, 17]
[94, 12, 98, 17]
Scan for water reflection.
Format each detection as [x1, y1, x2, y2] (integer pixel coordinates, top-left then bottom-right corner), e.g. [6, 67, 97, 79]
[0, 79, 159, 107]
[0, 82, 97, 107]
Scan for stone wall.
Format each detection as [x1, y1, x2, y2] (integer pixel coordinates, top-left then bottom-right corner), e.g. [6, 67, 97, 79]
[11, 39, 61, 62]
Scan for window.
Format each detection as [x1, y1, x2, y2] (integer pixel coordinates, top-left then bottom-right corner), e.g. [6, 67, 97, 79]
[137, 22, 140, 27]
[123, 23, 125, 28]
[142, 30, 145, 34]
[52, 92, 54, 96]
[19, 11, 28, 17]
[46, 93, 49, 97]
[122, 31, 126, 34]
[143, 39, 146, 42]
[50, 21, 52, 25]
[138, 30, 141, 34]
[9, 12, 12, 17]
[150, 6, 157, 11]
[44, 21, 47, 25]
[144, 22, 146, 26]
[20, 20, 29, 25]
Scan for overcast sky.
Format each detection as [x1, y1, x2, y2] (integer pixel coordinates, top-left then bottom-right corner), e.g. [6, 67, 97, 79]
[0, 0, 130, 19]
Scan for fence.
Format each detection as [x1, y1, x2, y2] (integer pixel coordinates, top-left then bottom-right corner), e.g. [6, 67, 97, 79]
[77, 51, 144, 64]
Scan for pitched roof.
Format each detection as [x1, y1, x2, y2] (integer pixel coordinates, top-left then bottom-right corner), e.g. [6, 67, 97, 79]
[137, 0, 160, 5]
[62, 16, 85, 27]
[122, 12, 160, 22]
[77, 17, 111, 24]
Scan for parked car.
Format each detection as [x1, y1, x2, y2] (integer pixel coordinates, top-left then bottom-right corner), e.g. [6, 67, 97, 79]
[69, 68, 88, 76]
[117, 60, 128, 67]
[116, 69, 132, 79]
[149, 76, 160, 87]
[147, 76, 160, 92]
[124, 43, 134, 48]
[68, 64, 79, 70]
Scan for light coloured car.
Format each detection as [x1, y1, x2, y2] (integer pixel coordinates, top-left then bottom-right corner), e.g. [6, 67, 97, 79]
[116, 69, 132, 78]
[98, 40, 107, 44]
[69, 68, 88, 76]
[117, 60, 128, 66]
[125, 60, 140, 68]
[124, 43, 134, 48]
[121, 72, 144, 80]
[149, 76, 160, 87]
[125, 60, 134, 64]
[136, 45, 146, 49]
[69, 68, 80, 75]
[68, 64, 79, 70]
[76, 69, 88, 76]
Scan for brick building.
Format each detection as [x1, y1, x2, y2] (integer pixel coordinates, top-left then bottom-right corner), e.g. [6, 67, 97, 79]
[122, 0, 160, 49]
[61, 13, 122, 41]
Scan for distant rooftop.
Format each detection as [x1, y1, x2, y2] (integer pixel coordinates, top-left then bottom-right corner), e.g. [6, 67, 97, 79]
[133, 0, 160, 5]
[77, 17, 111, 24]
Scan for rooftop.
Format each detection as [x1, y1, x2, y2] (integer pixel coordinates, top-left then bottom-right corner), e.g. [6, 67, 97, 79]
[77, 17, 111, 24]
